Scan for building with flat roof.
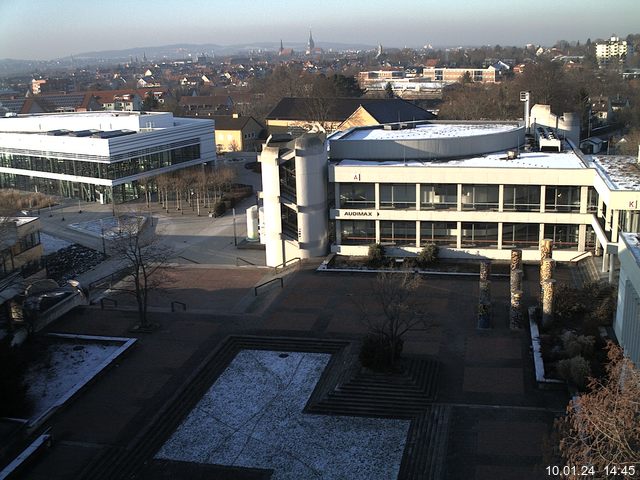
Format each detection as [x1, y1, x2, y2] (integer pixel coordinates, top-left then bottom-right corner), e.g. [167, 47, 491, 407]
[258, 117, 640, 272]
[0, 111, 215, 204]
[615, 233, 640, 365]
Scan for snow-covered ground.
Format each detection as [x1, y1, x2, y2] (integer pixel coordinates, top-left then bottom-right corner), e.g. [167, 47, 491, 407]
[39, 233, 72, 255]
[156, 350, 409, 479]
[68, 215, 145, 239]
[24, 337, 127, 422]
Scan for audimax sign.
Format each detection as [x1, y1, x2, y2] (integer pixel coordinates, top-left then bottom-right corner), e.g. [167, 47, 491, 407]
[340, 210, 380, 217]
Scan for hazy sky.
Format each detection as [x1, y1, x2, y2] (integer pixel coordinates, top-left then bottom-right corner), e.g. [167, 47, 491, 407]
[0, 0, 638, 60]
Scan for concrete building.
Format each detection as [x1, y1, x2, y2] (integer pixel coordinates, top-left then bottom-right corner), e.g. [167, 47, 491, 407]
[0, 111, 215, 204]
[615, 233, 640, 365]
[0, 217, 43, 278]
[257, 114, 640, 271]
[596, 35, 631, 67]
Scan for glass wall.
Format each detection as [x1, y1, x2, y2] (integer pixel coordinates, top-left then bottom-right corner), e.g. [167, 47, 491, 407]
[502, 223, 539, 248]
[281, 205, 298, 240]
[339, 183, 375, 209]
[0, 143, 200, 181]
[420, 184, 457, 210]
[587, 187, 598, 213]
[503, 185, 540, 211]
[544, 224, 579, 249]
[420, 221, 457, 246]
[380, 221, 416, 246]
[340, 220, 376, 245]
[379, 184, 416, 209]
[461, 222, 499, 248]
[461, 185, 499, 211]
[279, 158, 296, 200]
[545, 186, 581, 212]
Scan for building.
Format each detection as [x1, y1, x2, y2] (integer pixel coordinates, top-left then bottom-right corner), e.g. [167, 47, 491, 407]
[0, 111, 215, 204]
[90, 90, 144, 111]
[614, 233, 640, 365]
[212, 114, 264, 153]
[257, 114, 640, 271]
[0, 217, 43, 279]
[265, 97, 435, 136]
[596, 35, 631, 67]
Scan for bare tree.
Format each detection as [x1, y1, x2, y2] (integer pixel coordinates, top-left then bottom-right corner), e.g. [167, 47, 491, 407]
[556, 342, 640, 475]
[110, 213, 172, 329]
[355, 272, 432, 368]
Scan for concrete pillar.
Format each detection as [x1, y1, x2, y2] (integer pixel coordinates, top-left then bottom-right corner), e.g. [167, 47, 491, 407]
[510, 290, 523, 330]
[602, 253, 609, 273]
[540, 238, 553, 262]
[479, 279, 491, 306]
[542, 279, 556, 327]
[609, 254, 615, 283]
[480, 261, 491, 281]
[511, 268, 523, 294]
[510, 249, 523, 271]
[540, 257, 555, 301]
[478, 279, 491, 329]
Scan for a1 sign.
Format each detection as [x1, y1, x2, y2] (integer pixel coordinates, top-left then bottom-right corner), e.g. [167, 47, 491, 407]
[353, 173, 361, 181]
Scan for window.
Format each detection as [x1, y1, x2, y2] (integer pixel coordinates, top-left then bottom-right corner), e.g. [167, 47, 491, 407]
[545, 186, 581, 212]
[587, 187, 598, 213]
[380, 184, 415, 209]
[503, 185, 540, 211]
[340, 220, 375, 245]
[281, 205, 298, 240]
[380, 221, 416, 246]
[544, 224, 579, 249]
[461, 185, 499, 211]
[502, 223, 539, 248]
[339, 183, 375, 209]
[461, 223, 499, 248]
[420, 221, 457, 246]
[420, 184, 457, 209]
[279, 159, 296, 201]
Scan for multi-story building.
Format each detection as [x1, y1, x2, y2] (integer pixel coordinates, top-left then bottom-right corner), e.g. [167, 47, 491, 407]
[258, 117, 640, 275]
[0, 111, 215, 204]
[0, 217, 43, 279]
[596, 35, 631, 67]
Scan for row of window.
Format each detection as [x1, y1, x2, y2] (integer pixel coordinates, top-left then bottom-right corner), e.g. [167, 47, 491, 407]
[339, 183, 597, 213]
[0, 144, 200, 180]
[340, 220, 594, 250]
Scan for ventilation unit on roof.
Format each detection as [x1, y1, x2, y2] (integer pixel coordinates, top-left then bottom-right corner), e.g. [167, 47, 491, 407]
[383, 124, 400, 130]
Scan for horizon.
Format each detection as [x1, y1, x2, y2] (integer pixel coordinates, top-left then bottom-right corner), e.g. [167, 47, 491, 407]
[0, 0, 638, 61]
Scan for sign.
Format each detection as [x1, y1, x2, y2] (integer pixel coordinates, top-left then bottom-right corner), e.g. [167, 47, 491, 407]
[340, 210, 380, 217]
[353, 173, 361, 181]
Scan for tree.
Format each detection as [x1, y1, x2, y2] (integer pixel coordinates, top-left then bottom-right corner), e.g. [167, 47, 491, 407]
[110, 213, 172, 329]
[356, 273, 432, 369]
[556, 342, 640, 473]
[384, 82, 394, 98]
[141, 93, 158, 111]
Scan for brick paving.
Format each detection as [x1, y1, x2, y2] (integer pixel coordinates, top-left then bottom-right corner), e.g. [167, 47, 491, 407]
[12, 262, 569, 480]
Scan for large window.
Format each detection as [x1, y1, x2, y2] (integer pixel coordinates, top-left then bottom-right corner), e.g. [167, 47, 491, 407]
[587, 187, 598, 213]
[339, 183, 375, 209]
[420, 221, 457, 246]
[503, 185, 540, 211]
[340, 220, 375, 245]
[380, 184, 416, 209]
[420, 184, 457, 210]
[502, 223, 539, 248]
[380, 221, 416, 246]
[461, 185, 499, 211]
[461, 223, 499, 248]
[281, 205, 298, 240]
[545, 186, 581, 212]
[544, 224, 579, 249]
[279, 159, 296, 201]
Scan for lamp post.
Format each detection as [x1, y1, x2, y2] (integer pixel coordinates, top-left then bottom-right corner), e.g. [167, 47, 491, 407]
[232, 207, 237, 246]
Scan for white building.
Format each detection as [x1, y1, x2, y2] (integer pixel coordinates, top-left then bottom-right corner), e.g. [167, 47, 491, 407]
[0, 111, 215, 204]
[258, 117, 640, 272]
[615, 233, 640, 365]
[596, 35, 631, 67]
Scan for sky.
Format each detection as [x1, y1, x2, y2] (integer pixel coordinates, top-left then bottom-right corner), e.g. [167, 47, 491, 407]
[0, 0, 638, 60]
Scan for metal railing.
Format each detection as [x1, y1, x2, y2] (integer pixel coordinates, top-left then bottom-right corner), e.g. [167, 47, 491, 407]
[236, 256, 256, 266]
[273, 257, 301, 274]
[254, 277, 283, 296]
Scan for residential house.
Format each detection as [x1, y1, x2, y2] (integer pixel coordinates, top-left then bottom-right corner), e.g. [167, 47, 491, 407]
[212, 114, 264, 152]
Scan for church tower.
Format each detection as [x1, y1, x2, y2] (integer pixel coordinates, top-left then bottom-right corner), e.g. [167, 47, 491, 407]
[306, 29, 315, 55]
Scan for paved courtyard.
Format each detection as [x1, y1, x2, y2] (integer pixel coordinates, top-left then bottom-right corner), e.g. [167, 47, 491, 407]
[15, 260, 568, 479]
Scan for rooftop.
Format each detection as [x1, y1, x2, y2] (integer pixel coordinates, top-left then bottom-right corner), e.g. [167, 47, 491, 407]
[591, 155, 640, 191]
[336, 122, 520, 141]
[337, 148, 586, 170]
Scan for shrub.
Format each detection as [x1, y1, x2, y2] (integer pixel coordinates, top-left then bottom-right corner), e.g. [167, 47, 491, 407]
[557, 355, 591, 389]
[561, 331, 595, 359]
[367, 243, 385, 268]
[416, 244, 439, 268]
[359, 334, 403, 372]
[213, 201, 226, 217]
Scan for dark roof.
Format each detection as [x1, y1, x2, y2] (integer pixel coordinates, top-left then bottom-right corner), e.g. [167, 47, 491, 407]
[266, 97, 435, 122]
[211, 115, 262, 131]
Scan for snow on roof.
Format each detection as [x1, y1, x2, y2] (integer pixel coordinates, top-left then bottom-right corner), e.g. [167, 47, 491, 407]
[337, 149, 586, 170]
[342, 122, 520, 141]
[591, 155, 640, 191]
[621, 232, 640, 265]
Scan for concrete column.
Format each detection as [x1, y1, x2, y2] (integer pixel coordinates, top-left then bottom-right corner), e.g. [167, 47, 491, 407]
[415, 184, 420, 211]
[479, 279, 491, 305]
[597, 197, 604, 217]
[456, 221, 462, 249]
[540, 257, 555, 301]
[497, 223, 503, 250]
[415, 220, 420, 247]
[540, 238, 553, 262]
[609, 254, 615, 284]
[375, 183, 380, 210]
[602, 253, 609, 273]
[511, 268, 523, 294]
[540, 186, 546, 213]
[457, 184, 463, 211]
[375, 219, 380, 243]
[579, 186, 588, 214]
[595, 237, 601, 256]
[510, 249, 523, 271]
[611, 210, 619, 243]
[480, 261, 491, 281]
[578, 224, 587, 252]
[510, 290, 523, 330]
[498, 184, 504, 213]
[542, 279, 555, 327]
